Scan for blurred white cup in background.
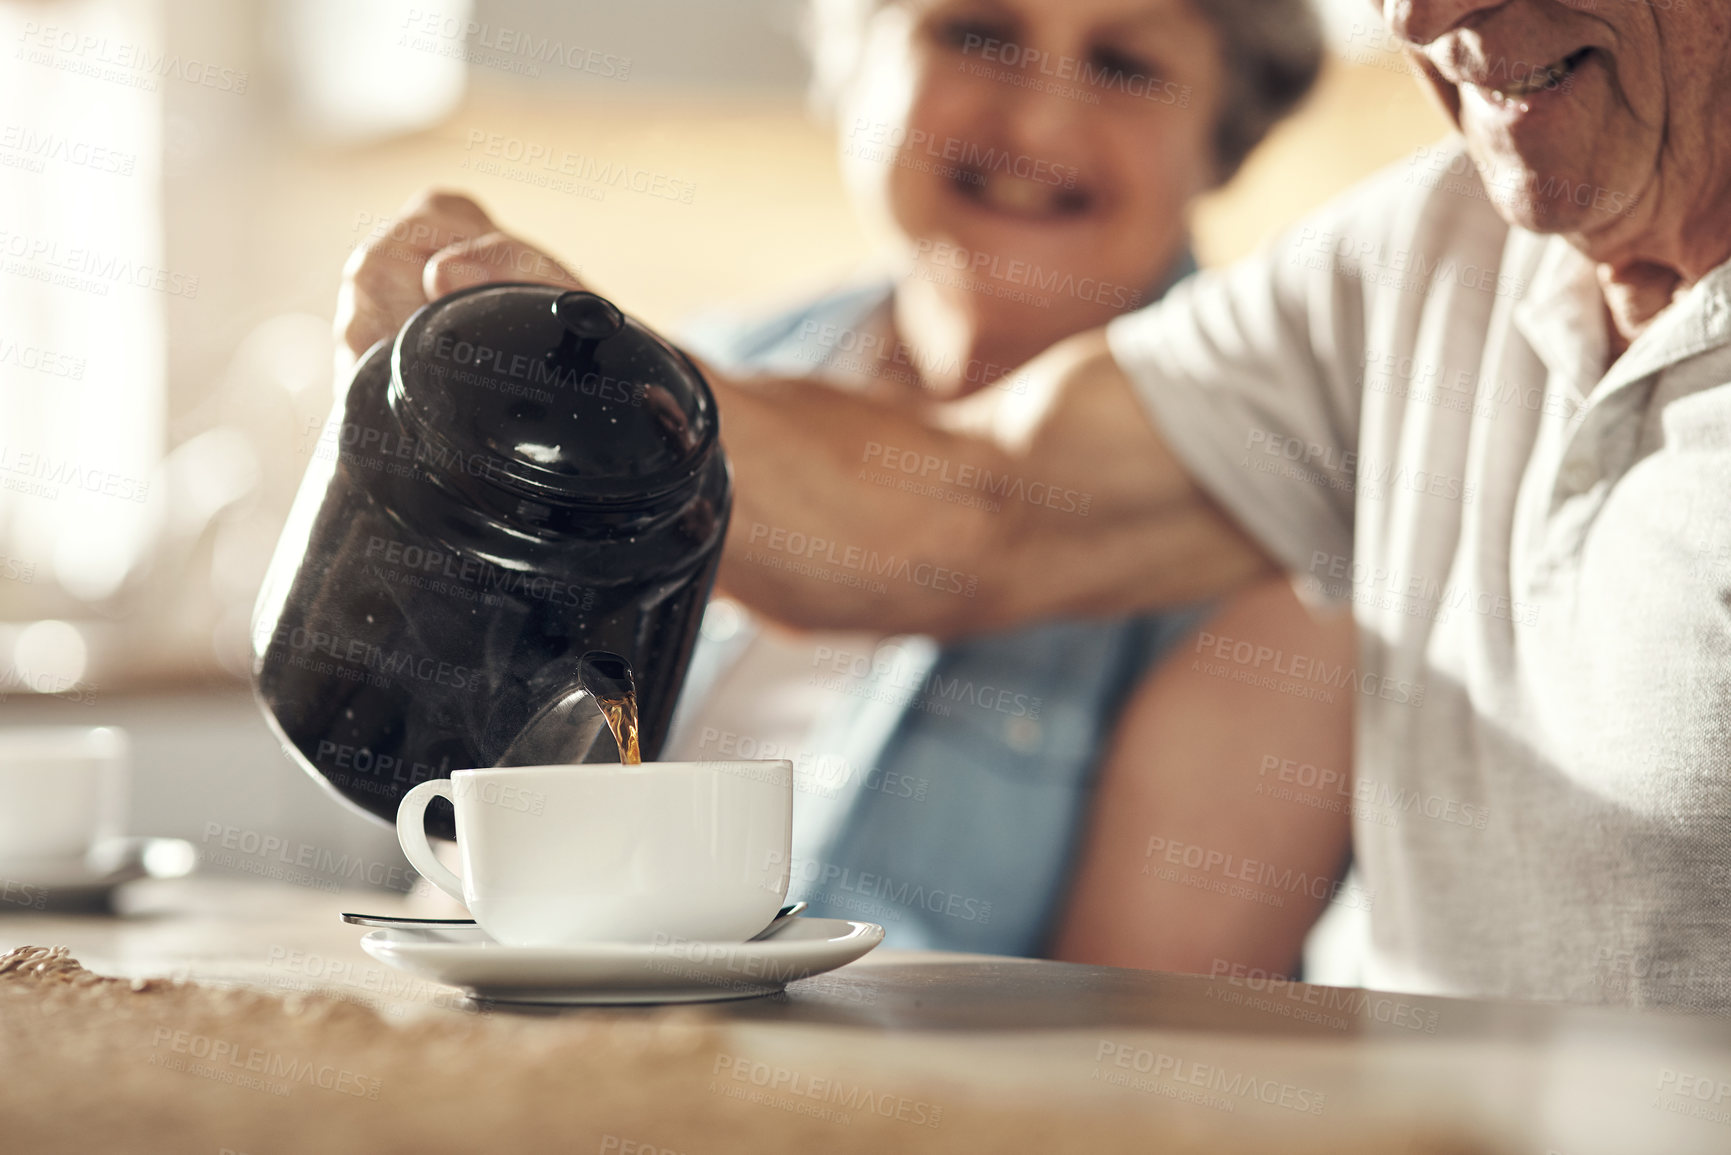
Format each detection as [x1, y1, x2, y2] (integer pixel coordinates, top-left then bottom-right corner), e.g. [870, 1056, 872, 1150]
[0, 726, 130, 867]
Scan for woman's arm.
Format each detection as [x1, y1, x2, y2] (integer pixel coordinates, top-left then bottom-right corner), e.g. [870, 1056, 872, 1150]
[1051, 577, 1357, 976]
[336, 190, 1275, 641]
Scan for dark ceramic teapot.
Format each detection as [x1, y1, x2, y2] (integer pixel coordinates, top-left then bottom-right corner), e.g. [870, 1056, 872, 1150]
[252, 285, 729, 836]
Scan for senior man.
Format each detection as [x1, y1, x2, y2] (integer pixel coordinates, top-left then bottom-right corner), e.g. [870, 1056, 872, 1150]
[341, 0, 1731, 1010]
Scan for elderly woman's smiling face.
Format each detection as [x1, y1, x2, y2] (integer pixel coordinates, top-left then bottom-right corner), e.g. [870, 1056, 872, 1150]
[1387, 0, 1731, 276]
[838, 0, 1225, 320]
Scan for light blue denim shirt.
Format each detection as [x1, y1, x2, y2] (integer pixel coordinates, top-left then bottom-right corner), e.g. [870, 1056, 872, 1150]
[671, 260, 1207, 956]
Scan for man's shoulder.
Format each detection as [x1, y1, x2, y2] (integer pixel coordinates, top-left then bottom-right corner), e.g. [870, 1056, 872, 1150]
[1286, 137, 1511, 269]
[1245, 135, 1519, 327]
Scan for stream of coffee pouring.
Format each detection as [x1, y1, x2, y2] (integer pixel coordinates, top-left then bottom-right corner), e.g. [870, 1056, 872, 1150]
[578, 650, 641, 765]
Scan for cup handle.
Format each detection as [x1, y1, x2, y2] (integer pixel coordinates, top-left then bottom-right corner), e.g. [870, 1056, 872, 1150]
[396, 779, 466, 905]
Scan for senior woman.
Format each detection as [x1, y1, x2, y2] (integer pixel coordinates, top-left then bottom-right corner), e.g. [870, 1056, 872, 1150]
[338, 0, 1355, 974]
[657, 0, 1353, 965]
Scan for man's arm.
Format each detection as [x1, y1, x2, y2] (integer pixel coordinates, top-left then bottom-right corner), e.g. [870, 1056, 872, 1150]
[337, 190, 1274, 639]
[712, 332, 1274, 636]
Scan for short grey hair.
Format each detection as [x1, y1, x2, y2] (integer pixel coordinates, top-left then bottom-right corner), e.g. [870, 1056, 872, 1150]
[805, 0, 1325, 186]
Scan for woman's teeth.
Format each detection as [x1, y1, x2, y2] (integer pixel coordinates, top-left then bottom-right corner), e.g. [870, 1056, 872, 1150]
[980, 174, 1044, 212]
[956, 171, 1090, 219]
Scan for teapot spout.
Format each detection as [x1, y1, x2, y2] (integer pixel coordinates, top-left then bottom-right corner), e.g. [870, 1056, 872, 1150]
[494, 685, 615, 768]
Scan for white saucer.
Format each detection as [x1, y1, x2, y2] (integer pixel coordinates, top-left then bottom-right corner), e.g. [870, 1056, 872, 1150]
[0, 837, 197, 907]
[358, 917, 885, 1005]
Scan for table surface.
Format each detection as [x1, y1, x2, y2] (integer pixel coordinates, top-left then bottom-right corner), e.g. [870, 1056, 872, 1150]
[5, 876, 1731, 1153]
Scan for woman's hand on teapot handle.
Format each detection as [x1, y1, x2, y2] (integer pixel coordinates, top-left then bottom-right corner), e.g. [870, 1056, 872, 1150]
[334, 187, 584, 379]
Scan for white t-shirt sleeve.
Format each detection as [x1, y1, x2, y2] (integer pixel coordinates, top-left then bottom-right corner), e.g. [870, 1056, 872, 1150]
[1106, 198, 1383, 599]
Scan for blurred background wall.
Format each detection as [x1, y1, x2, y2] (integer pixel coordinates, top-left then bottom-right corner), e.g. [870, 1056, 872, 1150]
[0, 0, 1446, 900]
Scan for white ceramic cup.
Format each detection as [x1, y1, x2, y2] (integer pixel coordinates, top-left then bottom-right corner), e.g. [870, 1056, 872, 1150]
[395, 760, 792, 947]
[0, 726, 130, 866]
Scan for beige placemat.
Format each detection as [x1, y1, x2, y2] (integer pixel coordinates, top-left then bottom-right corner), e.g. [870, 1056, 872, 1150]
[0, 945, 1502, 1154]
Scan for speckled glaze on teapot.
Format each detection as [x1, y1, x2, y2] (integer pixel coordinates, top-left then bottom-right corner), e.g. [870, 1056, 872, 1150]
[252, 286, 729, 836]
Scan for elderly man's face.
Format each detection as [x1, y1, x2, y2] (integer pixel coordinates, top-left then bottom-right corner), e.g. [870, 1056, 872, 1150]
[1385, 0, 1731, 265]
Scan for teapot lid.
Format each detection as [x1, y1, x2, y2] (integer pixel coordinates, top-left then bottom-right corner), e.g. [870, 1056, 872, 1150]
[390, 283, 717, 505]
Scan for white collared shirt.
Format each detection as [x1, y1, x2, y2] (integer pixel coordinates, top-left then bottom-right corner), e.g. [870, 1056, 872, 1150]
[1109, 140, 1731, 1010]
